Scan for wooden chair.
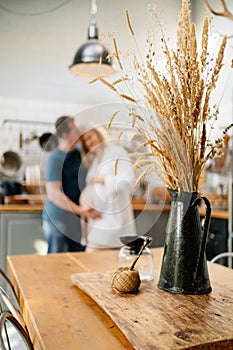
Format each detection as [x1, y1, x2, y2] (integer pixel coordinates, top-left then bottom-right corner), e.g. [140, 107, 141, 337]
[0, 312, 33, 350]
[211, 252, 233, 267]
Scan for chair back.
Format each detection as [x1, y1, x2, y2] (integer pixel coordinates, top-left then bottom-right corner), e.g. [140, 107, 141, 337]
[211, 252, 233, 264]
[0, 269, 20, 312]
[0, 311, 33, 350]
[0, 286, 25, 330]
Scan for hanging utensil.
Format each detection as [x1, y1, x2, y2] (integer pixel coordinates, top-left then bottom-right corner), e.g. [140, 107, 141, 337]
[39, 133, 58, 152]
[19, 131, 23, 150]
[0, 125, 23, 178]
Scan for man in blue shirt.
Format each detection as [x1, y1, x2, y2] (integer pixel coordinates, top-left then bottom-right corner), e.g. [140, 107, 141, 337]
[42, 116, 100, 253]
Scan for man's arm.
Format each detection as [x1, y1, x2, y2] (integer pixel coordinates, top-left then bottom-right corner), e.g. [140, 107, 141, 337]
[46, 181, 100, 219]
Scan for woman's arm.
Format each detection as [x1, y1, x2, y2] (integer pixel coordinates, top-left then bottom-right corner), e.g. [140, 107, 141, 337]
[46, 181, 100, 219]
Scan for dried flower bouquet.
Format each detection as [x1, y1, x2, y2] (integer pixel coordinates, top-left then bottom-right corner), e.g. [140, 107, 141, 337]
[93, 0, 232, 193]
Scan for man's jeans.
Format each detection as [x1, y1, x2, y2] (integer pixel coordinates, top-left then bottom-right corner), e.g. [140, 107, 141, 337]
[43, 220, 85, 253]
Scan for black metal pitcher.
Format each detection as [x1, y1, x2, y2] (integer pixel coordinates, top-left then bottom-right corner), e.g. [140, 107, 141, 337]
[158, 189, 212, 294]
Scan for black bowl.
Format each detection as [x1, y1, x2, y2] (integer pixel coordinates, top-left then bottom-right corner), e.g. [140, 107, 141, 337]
[120, 235, 152, 249]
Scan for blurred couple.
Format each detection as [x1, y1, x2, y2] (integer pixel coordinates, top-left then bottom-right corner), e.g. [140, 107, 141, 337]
[42, 115, 137, 253]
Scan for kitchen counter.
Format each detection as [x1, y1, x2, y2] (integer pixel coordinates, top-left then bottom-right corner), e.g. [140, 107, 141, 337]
[133, 203, 228, 219]
[132, 202, 229, 219]
[0, 201, 229, 219]
[0, 204, 43, 212]
[0, 200, 230, 273]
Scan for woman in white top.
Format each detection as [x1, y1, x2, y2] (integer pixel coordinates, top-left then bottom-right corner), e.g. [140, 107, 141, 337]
[80, 126, 137, 251]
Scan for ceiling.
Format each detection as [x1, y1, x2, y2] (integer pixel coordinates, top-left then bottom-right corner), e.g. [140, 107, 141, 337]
[0, 0, 232, 128]
[0, 0, 186, 107]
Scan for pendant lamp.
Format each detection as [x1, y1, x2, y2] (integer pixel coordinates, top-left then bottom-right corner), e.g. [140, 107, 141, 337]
[69, 0, 115, 78]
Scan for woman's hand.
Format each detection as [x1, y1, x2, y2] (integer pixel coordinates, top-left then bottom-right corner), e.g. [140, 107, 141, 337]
[78, 206, 101, 219]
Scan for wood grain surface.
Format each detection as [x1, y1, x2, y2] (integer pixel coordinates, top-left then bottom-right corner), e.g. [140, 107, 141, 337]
[71, 271, 233, 350]
[7, 249, 233, 350]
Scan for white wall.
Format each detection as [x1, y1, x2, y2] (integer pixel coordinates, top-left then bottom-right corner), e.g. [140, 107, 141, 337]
[192, 0, 233, 133]
[0, 0, 232, 171]
[0, 0, 181, 122]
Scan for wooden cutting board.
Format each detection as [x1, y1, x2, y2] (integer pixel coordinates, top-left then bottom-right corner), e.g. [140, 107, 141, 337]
[71, 271, 233, 350]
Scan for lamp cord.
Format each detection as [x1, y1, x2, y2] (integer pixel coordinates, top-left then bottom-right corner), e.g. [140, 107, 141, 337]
[90, 0, 97, 16]
[0, 0, 73, 16]
[90, 0, 97, 25]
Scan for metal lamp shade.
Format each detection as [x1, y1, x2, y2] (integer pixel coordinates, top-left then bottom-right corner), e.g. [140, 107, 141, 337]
[69, 39, 115, 78]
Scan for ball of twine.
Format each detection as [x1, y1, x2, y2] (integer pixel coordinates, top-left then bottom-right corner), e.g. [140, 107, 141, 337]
[111, 267, 141, 294]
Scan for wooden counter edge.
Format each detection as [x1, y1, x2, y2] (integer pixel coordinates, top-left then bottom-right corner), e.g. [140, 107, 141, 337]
[0, 204, 43, 212]
[0, 202, 228, 219]
[132, 203, 228, 219]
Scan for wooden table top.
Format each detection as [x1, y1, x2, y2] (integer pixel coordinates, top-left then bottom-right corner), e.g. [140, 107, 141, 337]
[7, 249, 233, 350]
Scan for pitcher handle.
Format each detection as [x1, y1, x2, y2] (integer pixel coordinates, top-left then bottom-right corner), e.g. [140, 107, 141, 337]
[191, 196, 211, 280]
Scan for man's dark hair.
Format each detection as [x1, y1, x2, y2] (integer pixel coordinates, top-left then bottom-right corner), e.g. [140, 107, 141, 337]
[55, 116, 74, 138]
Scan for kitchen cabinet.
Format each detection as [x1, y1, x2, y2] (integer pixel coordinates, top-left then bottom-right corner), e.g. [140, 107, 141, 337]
[0, 210, 46, 272]
[206, 217, 228, 266]
[0, 202, 230, 274]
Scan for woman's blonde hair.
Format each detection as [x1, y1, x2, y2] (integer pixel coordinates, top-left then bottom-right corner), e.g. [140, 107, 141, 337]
[81, 125, 109, 168]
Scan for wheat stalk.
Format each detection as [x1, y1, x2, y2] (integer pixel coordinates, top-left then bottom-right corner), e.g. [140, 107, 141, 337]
[101, 0, 232, 192]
